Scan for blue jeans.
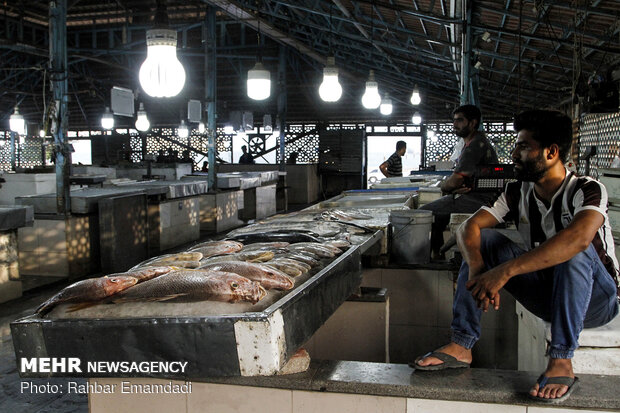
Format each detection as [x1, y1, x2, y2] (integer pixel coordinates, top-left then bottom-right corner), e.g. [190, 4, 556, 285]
[451, 229, 619, 359]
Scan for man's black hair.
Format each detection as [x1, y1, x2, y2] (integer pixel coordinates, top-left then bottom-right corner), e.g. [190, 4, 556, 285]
[396, 140, 406, 151]
[452, 105, 482, 129]
[513, 110, 572, 163]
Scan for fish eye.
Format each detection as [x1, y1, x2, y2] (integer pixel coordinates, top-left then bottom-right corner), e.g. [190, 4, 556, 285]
[110, 279, 118, 283]
[231, 282, 238, 290]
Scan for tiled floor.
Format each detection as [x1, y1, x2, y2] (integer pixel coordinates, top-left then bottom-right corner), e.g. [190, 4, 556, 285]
[0, 278, 88, 413]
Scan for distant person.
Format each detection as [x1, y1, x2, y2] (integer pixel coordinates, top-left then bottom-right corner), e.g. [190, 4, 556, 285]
[201, 160, 209, 172]
[380, 140, 406, 178]
[239, 145, 254, 164]
[419, 105, 498, 259]
[287, 151, 298, 164]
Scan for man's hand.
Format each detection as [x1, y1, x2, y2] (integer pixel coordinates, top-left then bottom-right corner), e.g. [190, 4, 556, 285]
[465, 265, 511, 311]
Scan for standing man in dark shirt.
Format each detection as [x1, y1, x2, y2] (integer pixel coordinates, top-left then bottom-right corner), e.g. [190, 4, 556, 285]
[420, 105, 498, 258]
[239, 145, 255, 164]
[380, 140, 406, 178]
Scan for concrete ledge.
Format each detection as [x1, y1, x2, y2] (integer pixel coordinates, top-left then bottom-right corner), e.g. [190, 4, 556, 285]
[199, 360, 620, 411]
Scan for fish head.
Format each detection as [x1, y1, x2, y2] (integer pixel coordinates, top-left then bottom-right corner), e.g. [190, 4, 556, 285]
[257, 265, 295, 290]
[215, 272, 267, 304]
[102, 275, 138, 295]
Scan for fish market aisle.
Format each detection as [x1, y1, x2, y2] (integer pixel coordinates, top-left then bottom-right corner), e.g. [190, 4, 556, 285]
[0, 281, 88, 412]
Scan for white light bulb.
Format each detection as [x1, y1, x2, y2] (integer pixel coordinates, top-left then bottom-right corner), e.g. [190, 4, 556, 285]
[101, 107, 114, 130]
[319, 57, 342, 102]
[410, 85, 421, 105]
[9, 106, 25, 135]
[380, 94, 393, 115]
[178, 120, 189, 138]
[198, 121, 206, 134]
[361, 70, 381, 109]
[139, 29, 186, 98]
[412, 111, 422, 125]
[247, 62, 271, 100]
[224, 125, 234, 134]
[135, 103, 150, 132]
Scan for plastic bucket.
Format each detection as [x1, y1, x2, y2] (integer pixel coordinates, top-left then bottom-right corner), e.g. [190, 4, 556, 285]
[389, 209, 433, 264]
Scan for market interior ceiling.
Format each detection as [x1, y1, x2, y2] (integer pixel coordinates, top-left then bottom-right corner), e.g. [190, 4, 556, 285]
[0, 0, 618, 130]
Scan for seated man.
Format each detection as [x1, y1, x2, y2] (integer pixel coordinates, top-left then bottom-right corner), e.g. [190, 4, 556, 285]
[420, 105, 499, 258]
[413, 110, 619, 403]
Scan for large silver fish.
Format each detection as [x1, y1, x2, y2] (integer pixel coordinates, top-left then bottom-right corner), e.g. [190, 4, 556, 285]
[241, 242, 290, 251]
[288, 243, 336, 258]
[200, 262, 294, 290]
[113, 270, 266, 304]
[132, 252, 203, 269]
[189, 240, 244, 258]
[36, 275, 138, 315]
[201, 250, 275, 264]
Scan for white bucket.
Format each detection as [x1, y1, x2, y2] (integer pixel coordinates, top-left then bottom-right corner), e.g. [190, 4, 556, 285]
[389, 209, 433, 264]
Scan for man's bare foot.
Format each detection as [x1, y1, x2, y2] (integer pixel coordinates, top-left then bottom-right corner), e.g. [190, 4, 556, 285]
[415, 342, 472, 367]
[529, 358, 575, 400]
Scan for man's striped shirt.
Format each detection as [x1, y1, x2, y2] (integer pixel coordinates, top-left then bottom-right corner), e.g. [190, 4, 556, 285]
[481, 168, 619, 294]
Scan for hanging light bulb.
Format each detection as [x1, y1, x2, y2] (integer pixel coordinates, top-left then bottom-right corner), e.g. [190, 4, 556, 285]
[39, 129, 46, 138]
[101, 107, 114, 130]
[247, 62, 271, 100]
[411, 111, 422, 125]
[139, 29, 186, 98]
[361, 70, 381, 109]
[410, 84, 421, 105]
[380, 93, 393, 115]
[177, 120, 189, 138]
[319, 56, 342, 102]
[9, 106, 25, 135]
[198, 121, 206, 134]
[138, 1, 185, 98]
[135, 102, 150, 132]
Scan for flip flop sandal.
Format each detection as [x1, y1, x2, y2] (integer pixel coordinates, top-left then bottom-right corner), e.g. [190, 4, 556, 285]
[409, 351, 471, 371]
[528, 375, 580, 404]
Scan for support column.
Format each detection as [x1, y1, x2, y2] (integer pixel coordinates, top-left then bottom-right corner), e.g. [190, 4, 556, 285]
[9, 131, 16, 171]
[50, 0, 70, 214]
[459, 0, 474, 106]
[277, 45, 287, 172]
[205, 6, 217, 190]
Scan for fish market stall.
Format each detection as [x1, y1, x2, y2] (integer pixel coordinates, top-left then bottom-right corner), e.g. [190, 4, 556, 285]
[108, 179, 208, 254]
[0, 205, 34, 303]
[11, 229, 382, 378]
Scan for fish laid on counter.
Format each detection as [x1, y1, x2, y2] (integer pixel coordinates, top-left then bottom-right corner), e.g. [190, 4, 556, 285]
[227, 231, 321, 244]
[322, 209, 373, 221]
[274, 252, 320, 267]
[36, 275, 138, 315]
[324, 239, 351, 249]
[288, 243, 336, 258]
[200, 262, 294, 290]
[132, 252, 203, 269]
[112, 270, 266, 304]
[266, 258, 309, 275]
[227, 221, 356, 237]
[241, 242, 290, 251]
[122, 266, 174, 282]
[291, 242, 343, 255]
[189, 240, 244, 258]
[147, 260, 201, 269]
[201, 250, 275, 264]
[264, 262, 303, 278]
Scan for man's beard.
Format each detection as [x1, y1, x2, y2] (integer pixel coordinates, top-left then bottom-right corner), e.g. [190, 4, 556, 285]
[515, 153, 548, 182]
[454, 125, 472, 138]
